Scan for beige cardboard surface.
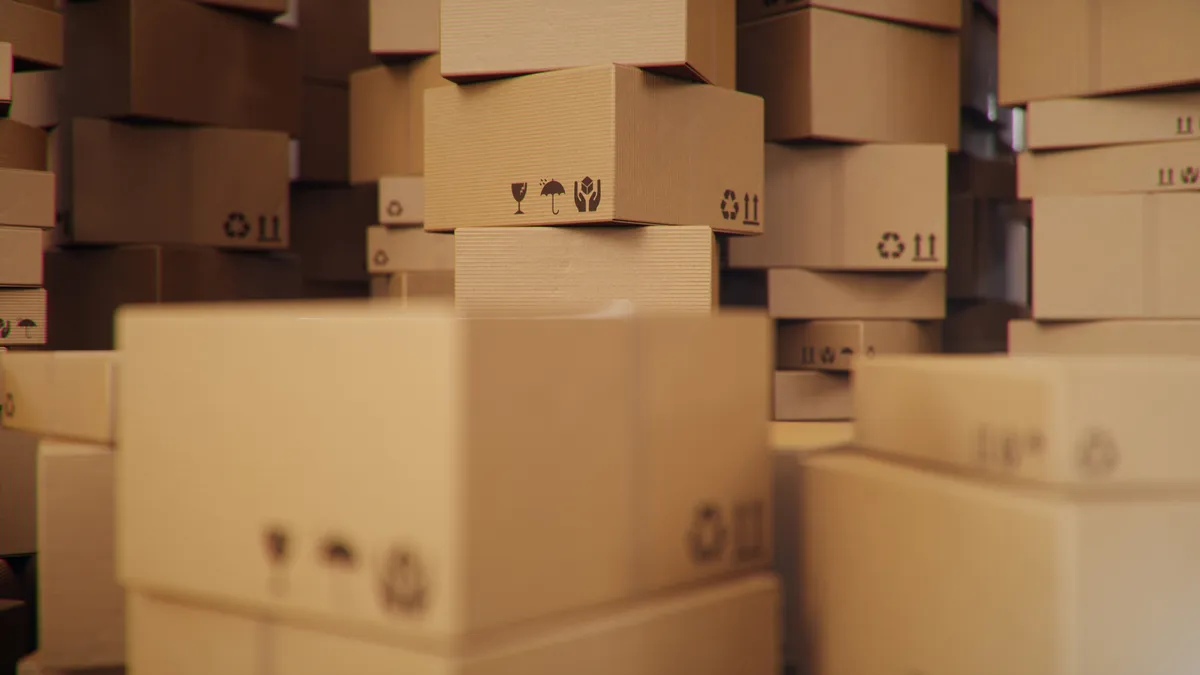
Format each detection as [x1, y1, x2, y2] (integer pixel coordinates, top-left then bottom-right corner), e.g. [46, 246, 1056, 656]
[776, 320, 940, 372]
[0, 428, 36, 556]
[456, 226, 718, 316]
[729, 143, 946, 270]
[9, 68, 59, 129]
[1, 351, 115, 445]
[0, 226, 41, 286]
[369, 0, 438, 55]
[349, 55, 448, 183]
[128, 575, 779, 674]
[1010, 320, 1200, 357]
[297, 81, 349, 184]
[738, 8, 958, 145]
[737, 0, 960, 29]
[771, 422, 854, 451]
[426, 65, 764, 234]
[1027, 91, 1200, 151]
[0, 0, 61, 67]
[116, 303, 771, 648]
[37, 442, 123, 670]
[768, 269, 946, 320]
[1018, 140, 1200, 199]
[0, 167, 52, 228]
[440, 0, 735, 88]
[366, 226, 454, 273]
[0, 42, 10, 115]
[378, 176, 424, 226]
[370, 271, 455, 302]
[0, 288, 45, 346]
[773, 371, 852, 422]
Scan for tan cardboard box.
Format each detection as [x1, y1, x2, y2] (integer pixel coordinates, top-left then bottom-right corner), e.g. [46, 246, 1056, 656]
[942, 298, 1026, 353]
[366, 226, 454, 273]
[774, 371, 852, 422]
[1017, 140, 1200, 199]
[0, 227, 41, 286]
[298, 0, 374, 84]
[768, 269, 946, 320]
[801, 451, 1200, 675]
[772, 421, 854, 451]
[0, 167, 53, 228]
[9, 68, 60, 129]
[776, 320, 940, 372]
[0, 351, 115, 445]
[290, 184, 376, 282]
[426, 65, 764, 234]
[0, 119, 47, 171]
[116, 303, 772, 645]
[1010, 320, 1200, 357]
[737, 0, 960, 29]
[349, 55, 448, 183]
[370, 271, 455, 302]
[456, 226, 718, 316]
[58, 119, 290, 248]
[440, 0, 734, 87]
[369, 0, 437, 56]
[297, 82, 349, 184]
[729, 143, 946, 271]
[128, 575, 779, 673]
[1027, 91, 1200, 151]
[37, 442, 123, 671]
[0, 0, 61, 68]
[738, 8, 958, 145]
[378, 176, 423, 226]
[0, 289, 45, 346]
[0, 42, 10, 116]
[947, 196, 1028, 303]
[65, 0, 300, 134]
[1000, 0, 1200, 106]
[0, 428, 36, 556]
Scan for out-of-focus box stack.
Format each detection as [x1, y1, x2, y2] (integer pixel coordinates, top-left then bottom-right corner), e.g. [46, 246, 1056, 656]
[116, 302, 779, 674]
[1, 351, 122, 675]
[49, 0, 304, 350]
[728, 0, 958, 426]
[431, 0, 761, 316]
[0, 1, 63, 351]
[1003, 1, 1200, 358]
[796, 354, 1200, 675]
[355, 0, 456, 304]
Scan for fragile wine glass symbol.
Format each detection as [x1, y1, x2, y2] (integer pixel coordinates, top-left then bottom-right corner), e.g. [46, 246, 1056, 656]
[511, 182, 528, 215]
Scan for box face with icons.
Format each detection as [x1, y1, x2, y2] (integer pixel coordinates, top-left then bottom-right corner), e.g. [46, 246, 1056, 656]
[424, 64, 764, 235]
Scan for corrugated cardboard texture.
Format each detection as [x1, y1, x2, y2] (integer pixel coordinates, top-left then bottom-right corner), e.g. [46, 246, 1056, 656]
[773, 371, 851, 421]
[65, 0, 300, 134]
[0, 167, 52, 228]
[1009, 320, 1200, 357]
[0, 227, 41, 286]
[0, 289, 46, 346]
[0, 0, 61, 67]
[1027, 91, 1200, 151]
[768, 269, 946, 319]
[440, 0, 735, 88]
[9, 68, 60, 129]
[776, 320, 940, 371]
[426, 65, 764, 234]
[0, 120, 47, 171]
[369, 0, 437, 55]
[289, 184, 376, 282]
[349, 55, 447, 183]
[0, 429, 36, 556]
[1018, 140, 1200, 199]
[738, 8, 958, 145]
[297, 81, 349, 184]
[729, 143, 946, 270]
[366, 225, 453, 273]
[456, 226, 718, 316]
[298, 0, 374, 84]
[378, 176, 424, 225]
[737, 0, 960, 29]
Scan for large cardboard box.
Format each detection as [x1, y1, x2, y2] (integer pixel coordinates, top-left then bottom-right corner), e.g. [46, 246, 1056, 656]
[0, 351, 115, 445]
[1009, 320, 1200, 357]
[0, 227, 42, 286]
[366, 226, 454, 273]
[0, 429, 37, 556]
[729, 143, 946, 270]
[426, 65, 764, 234]
[768, 269, 946, 319]
[773, 371, 851, 421]
[1018, 140, 1200, 199]
[369, 0, 437, 56]
[736, 0, 961, 29]
[776, 320, 940, 371]
[65, 0, 300, 134]
[349, 55, 448, 183]
[440, 0, 735, 87]
[1026, 91, 1200, 151]
[455, 226, 718, 316]
[738, 8, 958, 145]
[0, 120, 48, 171]
[0, 288, 46, 346]
[116, 303, 772, 644]
[0, 167, 53, 228]
[58, 119, 290, 248]
[0, 0, 61, 68]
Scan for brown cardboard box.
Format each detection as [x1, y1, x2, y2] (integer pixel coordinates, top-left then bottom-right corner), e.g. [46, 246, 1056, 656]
[1009, 320, 1200, 357]
[0, 167, 52, 228]
[426, 65, 764, 234]
[369, 0, 437, 56]
[999, 0, 1200, 106]
[455, 226, 718, 316]
[949, 152, 1016, 199]
[348, 55, 448, 183]
[290, 184, 376, 282]
[947, 196, 1028, 303]
[959, 0, 997, 118]
[297, 81, 349, 184]
[0, 42, 10, 116]
[738, 8, 958, 145]
[440, 0, 735, 87]
[44, 247, 301, 350]
[298, 0, 373, 84]
[37, 442, 123, 671]
[0, 0, 61, 68]
[773, 371, 852, 421]
[378, 176, 423, 226]
[366, 225, 453, 273]
[768, 269, 946, 319]
[116, 303, 772, 644]
[0, 120, 46, 171]
[370, 270, 455, 302]
[0, 429, 36, 556]
[0, 351, 115, 445]
[0, 227, 41, 286]
[58, 118, 290, 248]
[9, 68, 59, 129]
[728, 143, 946, 271]
[1026, 91, 1200, 151]
[0, 288, 45, 346]
[942, 298, 1026, 353]
[1017, 140, 1200, 199]
[776, 320, 940, 371]
[128, 575, 779, 673]
[737, 0, 961, 29]
[65, 0, 300, 134]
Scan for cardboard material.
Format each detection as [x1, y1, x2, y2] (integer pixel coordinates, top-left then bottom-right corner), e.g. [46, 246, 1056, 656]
[738, 8, 958, 145]
[1017, 140, 1200, 199]
[773, 371, 852, 421]
[455, 226, 718, 316]
[0, 226, 42, 286]
[0, 120, 47, 171]
[728, 143, 946, 270]
[378, 176, 423, 226]
[116, 303, 772, 646]
[65, 0, 300, 134]
[371, 271, 455, 302]
[298, 0, 374, 84]
[297, 81, 349, 184]
[0, 42, 10, 116]
[768, 269, 946, 320]
[0, 429, 36, 556]
[0, 0, 61, 68]
[771, 421, 853, 451]
[0, 289, 45, 346]
[776, 320, 940, 372]
[349, 55, 448, 183]
[1010, 320, 1200, 357]
[366, 226, 454, 273]
[440, 0, 735, 87]
[736, 0, 960, 29]
[37, 442, 123, 670]
[1026, 91, 1200, 151]
[9, 68, 60, 129]
[426, 65, 764, 234]
[369, 0, 438, 55]
[0, 351, 115, 444]
[0, 168, 52, 228]
[289, 184, 376, 282]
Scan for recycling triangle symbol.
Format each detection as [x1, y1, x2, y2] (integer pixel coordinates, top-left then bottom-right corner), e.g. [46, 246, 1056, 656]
[373, 250, 390, 266]
[387, 200, 403, 217]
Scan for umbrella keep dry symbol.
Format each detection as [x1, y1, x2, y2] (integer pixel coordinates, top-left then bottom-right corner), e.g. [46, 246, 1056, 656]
[539, 179, 566, 215]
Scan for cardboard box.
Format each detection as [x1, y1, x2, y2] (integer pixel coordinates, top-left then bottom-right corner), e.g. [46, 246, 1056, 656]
[455, 226, 718, 316]
[773, 371, 851, 421]
[65, 0, 300, 134]
[947, 196, 1028, 303]
[0, 429, 36, 556]
[0, 42, 10, 117]
[728, 144, 946, 270]
[378, 176, 423, 225]
[1017, 140, 1200, 199]
[128, 575, 779, 672]
[366, 225, 454, 273]
[776, 320, 940, 372]
[771, 421, 853, 451]
[297, 81, 349, 184]
[999, 0, 1200, 106]
[0, 0, 61, 68]
[298, 0, 374, 84]
[738, 9, 958, 145]
[349, 55, 448, 183]
[768, 269, 946, 319]
[1032, 193, 1200, 320]
[1026, 91, 1200, 151]
[44, 247, 301, 350]
[440, 0, 735, 87]
[426, 65, 764, 234]
[0, 120, 47, 172]
[9, 68, 60, 129]
[942, 298, 1026, 354]
[1009, 320, 1200, 357]
[37, 442, 123, 670]
[370, 270, 455, 302]
[0, 168, 52, 228]
[736, 0, 960, 29]
[0, 289, 45, 346]
[369, 0, 437, 55]
[801, 451, 1200, 675]
[0, 227, 42, 286]
[290, 184, 376, 282]
[116, 303, 772, 643]
[0, 351, 115, 444]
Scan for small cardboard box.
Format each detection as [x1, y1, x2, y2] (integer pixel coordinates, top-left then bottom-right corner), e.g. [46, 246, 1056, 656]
[737, 0, 961, 30]
[1027, 91, 1200, 151]
[349, 55, 449, 183]
[366, 225, 454, 273]
[0, 289, 44, 346]
[0, 167, 53, 228]
[378, 176, 424, 226]
[776, 320, 940, 372]
[0, 0, 61, 68]
[0, 226, 42, 286]
[9, 68, 60, 129]
[1009, 320, 1200, 357]
[768, 269, 946, 320]
[369, 0, 438, 56]
[0, 351, 116, 445]
[1017, 140, 1200, 199]
[0, 429, 36, 556]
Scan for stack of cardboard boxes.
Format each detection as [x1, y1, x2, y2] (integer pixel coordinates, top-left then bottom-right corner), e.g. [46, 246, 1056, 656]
[46, 0, 304, 350]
